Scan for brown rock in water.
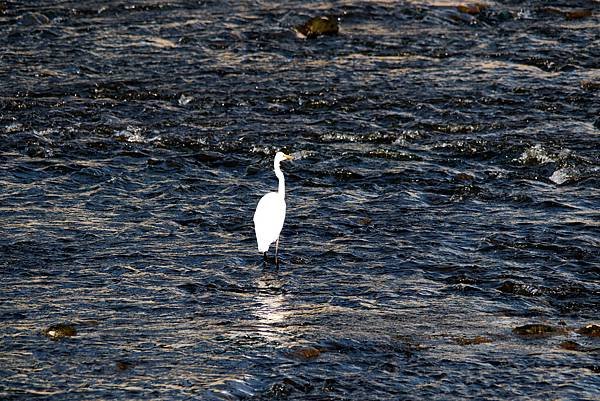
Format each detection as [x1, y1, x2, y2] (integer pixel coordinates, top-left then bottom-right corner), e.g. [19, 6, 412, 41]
[457, 4, 486, 15]
[539, 7, 565, 16]
[512, 323, 564, 338]
[540, 7, 593, 20]
[454, 172, 475, 182]
[294, 16, 339, 39]
[43, 323, 76, 340]
[455, 336, 493, 346]
[565, 9, 592, 20]
[581, 81, 600, 91]
[357, 217, 372, 226]
[291, 346, 321, 360]
[116, 360, 134, 371]
[559, 341, 582, 351]
[576, 324, 600, 338]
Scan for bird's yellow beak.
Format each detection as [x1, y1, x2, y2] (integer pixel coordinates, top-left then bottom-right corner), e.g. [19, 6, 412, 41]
[283, 153, 294, 160]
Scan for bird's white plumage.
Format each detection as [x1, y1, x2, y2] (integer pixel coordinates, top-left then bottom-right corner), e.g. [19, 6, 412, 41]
[253, 192, 286, 252]
[253, 152, 292, 254]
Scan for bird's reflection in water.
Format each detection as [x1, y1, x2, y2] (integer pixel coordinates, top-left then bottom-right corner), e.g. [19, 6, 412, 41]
[251, 272, 291, 344]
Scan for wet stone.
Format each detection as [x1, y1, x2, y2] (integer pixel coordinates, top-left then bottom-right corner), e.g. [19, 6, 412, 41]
[454, 172, 475, 182]
[457, 4, 486, 15]
[581, 80, 600, 91]
[540, 7, 593, 20]
[513, 324, 565, 338]
[357, 217, 372, 226]
[43, 323, 76, 340]
[559, 341, 582, 351]
[290, 346, 321, 360]
[294, 16, 339, 39]
[539, 7, 565, 16]
[455, 336, 493, 346]
[565, 9, 593, 20]
[115, 360, 134, 371]
[576, 324, 600, 338]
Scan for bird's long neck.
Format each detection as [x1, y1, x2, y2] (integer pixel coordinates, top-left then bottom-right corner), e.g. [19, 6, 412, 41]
[274, 161, 285, 197]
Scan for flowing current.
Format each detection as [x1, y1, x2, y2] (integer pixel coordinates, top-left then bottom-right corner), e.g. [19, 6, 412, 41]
[1, 1, 599, 400]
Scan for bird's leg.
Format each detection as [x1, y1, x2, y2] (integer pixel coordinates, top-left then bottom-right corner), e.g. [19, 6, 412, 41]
[275, 237, 280, 267]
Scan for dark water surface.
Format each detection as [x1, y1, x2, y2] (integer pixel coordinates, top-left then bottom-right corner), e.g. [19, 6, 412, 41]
[1, 1, 599, 399]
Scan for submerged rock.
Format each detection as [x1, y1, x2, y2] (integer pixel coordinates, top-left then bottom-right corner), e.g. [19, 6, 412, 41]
[294, 16, 339, 39]
[581, 80, 600, 91]
[115, 360, 134, 371]
[576, 324, 600, 338]
[457, 4, 486, 15]
[455, 336, 493, 346]
[290, 346, 321, 360]
[43, 323, 76, 340]
[559, 340, 582, 351]
[357, 217, 372, 226]
[453, 172, 475, 182]
[563, 9, 592, 20]
[539, 7, 593, 20]
[513, 324, 565, 338]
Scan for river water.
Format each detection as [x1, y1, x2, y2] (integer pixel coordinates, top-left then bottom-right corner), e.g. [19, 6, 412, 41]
[1, 1, 599, 400]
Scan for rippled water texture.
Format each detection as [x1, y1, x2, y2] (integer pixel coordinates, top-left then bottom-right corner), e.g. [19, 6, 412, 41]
[1, 1, 599, 399]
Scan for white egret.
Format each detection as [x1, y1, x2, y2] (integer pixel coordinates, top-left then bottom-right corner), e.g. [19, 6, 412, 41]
[253, 151, 293, 265]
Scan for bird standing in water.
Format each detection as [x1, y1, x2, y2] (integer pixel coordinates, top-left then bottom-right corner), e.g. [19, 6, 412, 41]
[253, 151, 293, 266]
